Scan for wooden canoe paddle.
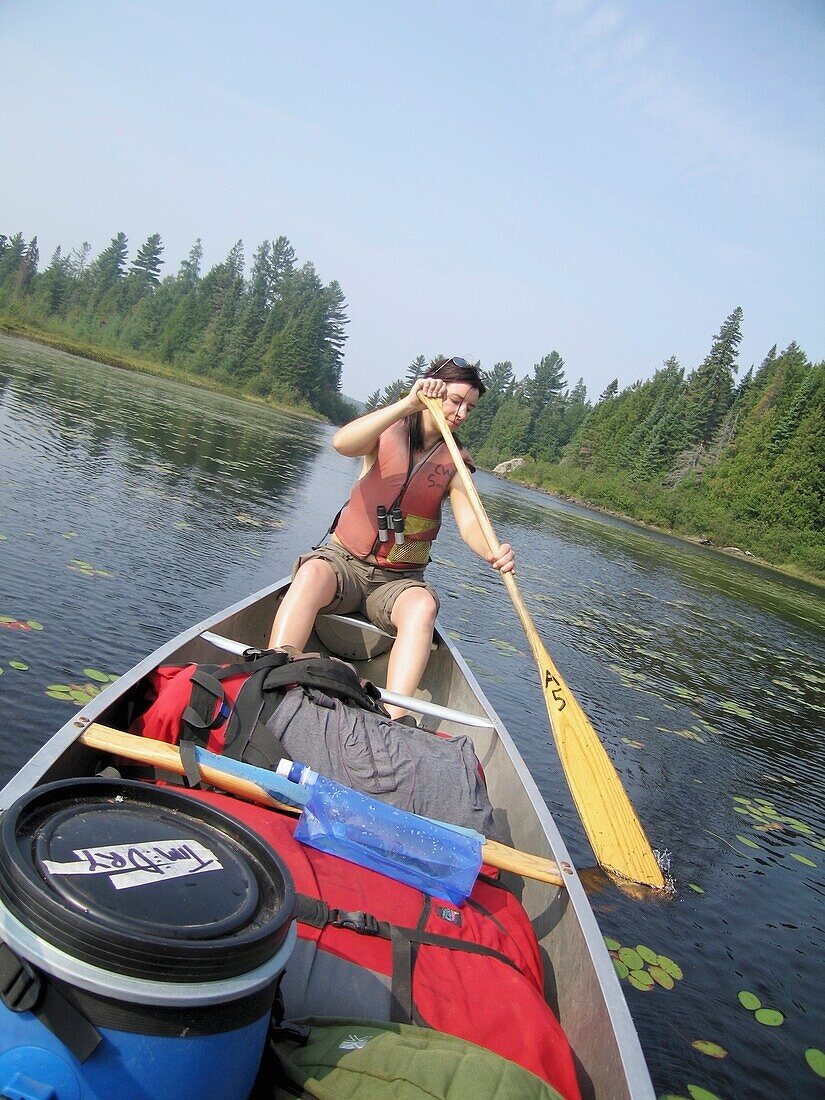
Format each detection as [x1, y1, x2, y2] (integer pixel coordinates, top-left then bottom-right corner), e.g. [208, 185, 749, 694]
[79, 723, 567, 889]
[421, 394, 665, 890]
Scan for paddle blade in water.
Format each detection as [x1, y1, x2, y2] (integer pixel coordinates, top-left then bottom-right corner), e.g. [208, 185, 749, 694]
[532, 629, 665, 890]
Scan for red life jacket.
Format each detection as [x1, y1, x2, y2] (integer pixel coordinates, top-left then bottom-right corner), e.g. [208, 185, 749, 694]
[178, 787, 583, 1100]
[334, 420, 475, 569]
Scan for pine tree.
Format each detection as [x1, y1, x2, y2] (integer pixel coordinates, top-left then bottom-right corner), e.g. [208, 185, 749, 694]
[461, 361, 514, 452]
[129, 233, 164, 297]
[403, 355, 427, 390]
[382, 379, 407, 405]
[525, 351, 567, 459]
[685, 307, 743, 443]
[20, 236, 39, 292]
[86, 232, 129, 315]
[33, 246, 72, 315]
[0, 232, 27, 300]
[157, 241, 204, 362]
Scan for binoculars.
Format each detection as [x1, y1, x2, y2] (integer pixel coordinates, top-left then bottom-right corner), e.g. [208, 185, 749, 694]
[377, 505, 404, 544]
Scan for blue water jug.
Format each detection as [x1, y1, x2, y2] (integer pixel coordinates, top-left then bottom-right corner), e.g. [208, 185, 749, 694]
[277, 760, 483, 904]
[0, 778, 296, 1100]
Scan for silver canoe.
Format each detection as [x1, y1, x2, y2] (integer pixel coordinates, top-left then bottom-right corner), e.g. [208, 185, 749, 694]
[0, 577, 656, 1100]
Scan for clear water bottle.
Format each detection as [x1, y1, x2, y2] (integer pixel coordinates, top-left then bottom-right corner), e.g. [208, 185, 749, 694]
[276, 760, 482, 905]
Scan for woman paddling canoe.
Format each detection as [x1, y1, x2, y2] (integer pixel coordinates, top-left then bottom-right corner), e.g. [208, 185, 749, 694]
[268, 356, 516, 719]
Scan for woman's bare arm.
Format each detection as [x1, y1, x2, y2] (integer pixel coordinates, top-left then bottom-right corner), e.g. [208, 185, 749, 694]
[332, 377, 447, 458]
[449, 477, 515, 573]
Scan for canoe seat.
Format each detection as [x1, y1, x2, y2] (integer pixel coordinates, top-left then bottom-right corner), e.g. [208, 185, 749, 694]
[313, 612, 394, 661]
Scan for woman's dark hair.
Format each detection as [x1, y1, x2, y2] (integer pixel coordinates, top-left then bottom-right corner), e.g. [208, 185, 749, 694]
[407, 357, 485, 453]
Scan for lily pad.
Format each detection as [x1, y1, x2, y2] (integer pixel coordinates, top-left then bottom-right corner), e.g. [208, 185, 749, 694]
[45, 687, 74, 700]
[657, 955, 683, 981]
[618, 947, 644, 971]
[805, 1048, 825, 1077]
[790, 853, 816, 867]
[754, 1008, 784, 1027]
[9, 661, 29, 671]
[636, 944, 659, 965]
[83, 668, 110, 683]
[777, 816, 812, 833]
[686, 1086, 723, 1100]
[692, 1040, 728, 1059]
[677, 729, 706, 742]
[688, 883, 704, 894]
[627, 970, 654, 991]
[738, 990, 761, 1011]
[603, 937, 621, 951]
[648, 965, 675, 990]
[719, 700, 755, 720]
[736, 835, 761, 850]
[613, 959, 629, 980]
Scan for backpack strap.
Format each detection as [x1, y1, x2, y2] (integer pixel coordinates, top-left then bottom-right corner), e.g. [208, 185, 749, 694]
[294, 893, 521, 1027]
[180, 651, 292, 747]
[179, 650, 388, 771]
[261, 656, 389, 717]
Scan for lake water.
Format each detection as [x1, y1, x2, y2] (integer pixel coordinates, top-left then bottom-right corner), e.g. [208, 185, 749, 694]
[1, 334, 823, 1099]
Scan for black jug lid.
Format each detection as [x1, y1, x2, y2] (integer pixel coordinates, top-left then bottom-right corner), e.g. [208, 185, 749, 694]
[0, 778, 295, 982]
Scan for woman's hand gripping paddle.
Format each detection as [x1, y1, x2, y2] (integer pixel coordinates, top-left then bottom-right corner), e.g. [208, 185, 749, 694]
[421, 394, 665, 891]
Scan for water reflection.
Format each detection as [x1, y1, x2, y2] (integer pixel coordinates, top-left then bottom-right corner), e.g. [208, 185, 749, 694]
[482, 478, 824, 633]
[1, 336, 325, 506]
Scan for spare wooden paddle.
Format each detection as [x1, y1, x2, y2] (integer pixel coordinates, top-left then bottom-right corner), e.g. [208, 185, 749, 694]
[79, 723, 567, 889]
[422, 394, 665, 890]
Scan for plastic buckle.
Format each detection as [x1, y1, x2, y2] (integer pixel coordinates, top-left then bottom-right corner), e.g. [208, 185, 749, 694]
[273, 1021, 311, 1046]
[331, 909, 381, 936]
[0, 943, 42, 1014]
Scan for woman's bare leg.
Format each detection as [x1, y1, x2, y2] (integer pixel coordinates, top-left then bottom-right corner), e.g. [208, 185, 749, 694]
[268, 558, 338, 651]
[384, 587, 438, 719]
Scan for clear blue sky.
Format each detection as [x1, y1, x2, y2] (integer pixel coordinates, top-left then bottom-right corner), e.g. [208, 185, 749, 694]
[3, 0, 823, 401]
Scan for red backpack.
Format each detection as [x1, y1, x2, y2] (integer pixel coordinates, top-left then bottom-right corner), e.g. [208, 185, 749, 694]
[130, 650, 387, 763]
[179, 787, 582, 1100]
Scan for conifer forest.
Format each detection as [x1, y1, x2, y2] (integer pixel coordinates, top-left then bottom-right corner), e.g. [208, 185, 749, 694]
[2, 230, 822, 579]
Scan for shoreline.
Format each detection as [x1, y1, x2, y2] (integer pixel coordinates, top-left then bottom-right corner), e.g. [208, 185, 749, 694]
[0, 321, 326, 424]
[5, 322, 820, 590]
[493, 472, 824, 591]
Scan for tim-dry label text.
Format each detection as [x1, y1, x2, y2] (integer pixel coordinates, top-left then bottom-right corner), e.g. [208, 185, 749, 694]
[42, 838, 221, 889]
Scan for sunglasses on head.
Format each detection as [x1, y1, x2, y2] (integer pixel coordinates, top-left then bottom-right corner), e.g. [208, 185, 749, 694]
[430, 356, 470, 376]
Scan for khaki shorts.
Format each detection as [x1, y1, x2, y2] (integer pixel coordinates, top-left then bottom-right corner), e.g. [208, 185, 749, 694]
[293, 540, 439, 635]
